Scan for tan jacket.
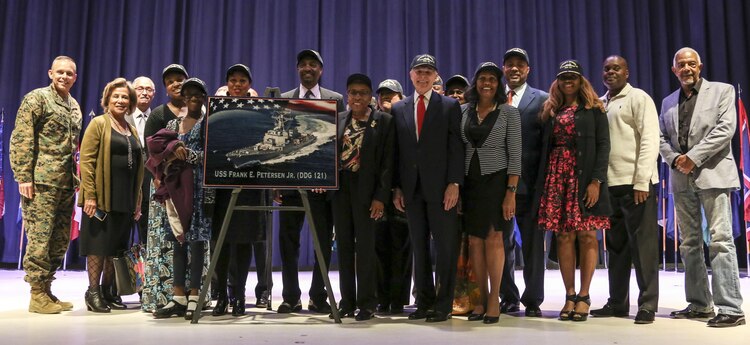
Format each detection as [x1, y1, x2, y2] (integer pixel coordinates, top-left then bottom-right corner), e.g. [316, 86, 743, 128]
[78, 114, 144, 211]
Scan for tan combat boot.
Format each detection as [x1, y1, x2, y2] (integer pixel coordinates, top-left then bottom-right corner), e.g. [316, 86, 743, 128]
[29, 283, 63, 314]
[45, 281, 73, 311]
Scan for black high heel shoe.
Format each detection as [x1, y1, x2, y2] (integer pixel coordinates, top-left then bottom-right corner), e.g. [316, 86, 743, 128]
[101, 285, 127, 310]
[85, 286, 111, 313]
[212, 295, 228, 316]
[559, 294, 577, 321]
[467, 312, 485, 321]
[231, 298, 246, 316]
[483, 315, 499, 324]
[571, 295, 591, 322]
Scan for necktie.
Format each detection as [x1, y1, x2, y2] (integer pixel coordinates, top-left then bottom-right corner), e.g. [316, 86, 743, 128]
[304, 90, 314, 99]
[417, 95, 426, 137]
[507, 90, 514, 105]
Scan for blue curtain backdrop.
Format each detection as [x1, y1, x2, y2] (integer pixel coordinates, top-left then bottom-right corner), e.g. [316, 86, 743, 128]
[1, 0, 749, 265]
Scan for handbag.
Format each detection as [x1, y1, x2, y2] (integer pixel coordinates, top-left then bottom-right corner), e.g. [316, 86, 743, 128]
[112, 228, 147, 296]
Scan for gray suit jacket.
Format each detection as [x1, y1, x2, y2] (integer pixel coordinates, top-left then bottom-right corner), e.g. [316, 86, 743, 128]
[658, 79, 739, 192]
[281, 86, 345, 112]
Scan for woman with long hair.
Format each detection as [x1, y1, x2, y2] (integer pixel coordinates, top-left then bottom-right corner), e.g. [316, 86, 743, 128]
[536, 60, 611, 322]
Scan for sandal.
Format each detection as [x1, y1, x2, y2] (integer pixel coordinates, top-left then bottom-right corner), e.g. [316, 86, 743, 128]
[571, 295, 591, 322]
[559, 294, 577, 321]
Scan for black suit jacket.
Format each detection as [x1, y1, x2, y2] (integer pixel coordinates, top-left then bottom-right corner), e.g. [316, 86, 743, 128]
[335, 107, 395, 205]
[534, 106, 612, 217]
[392, 93, 464, 202]
[514, 85, 549, 195]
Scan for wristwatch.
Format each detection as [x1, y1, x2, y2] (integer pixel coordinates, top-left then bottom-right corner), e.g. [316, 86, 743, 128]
[506, 185, 517, 193]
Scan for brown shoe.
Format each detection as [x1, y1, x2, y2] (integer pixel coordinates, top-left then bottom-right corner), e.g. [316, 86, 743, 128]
[29, 283, 63, 314]
[44, 281, 73, 311]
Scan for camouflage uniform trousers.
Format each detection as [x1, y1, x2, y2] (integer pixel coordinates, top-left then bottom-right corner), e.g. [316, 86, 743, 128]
[22, 184, 75, 284]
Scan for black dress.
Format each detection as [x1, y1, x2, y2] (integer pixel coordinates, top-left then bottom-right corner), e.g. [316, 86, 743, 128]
[462, 109, 512, 238]
[80, 129, 141, 256]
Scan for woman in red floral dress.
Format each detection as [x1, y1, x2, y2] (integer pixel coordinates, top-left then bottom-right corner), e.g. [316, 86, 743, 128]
[536, 60, 612, 322]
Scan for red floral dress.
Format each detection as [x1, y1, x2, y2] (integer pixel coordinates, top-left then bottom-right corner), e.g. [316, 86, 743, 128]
[538, 106, 609, 233]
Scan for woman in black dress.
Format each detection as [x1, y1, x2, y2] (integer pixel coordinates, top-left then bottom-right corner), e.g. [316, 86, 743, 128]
[536, 60, 611, 322]
[79, 78, 144, 312]
[461, 62, 522, 324]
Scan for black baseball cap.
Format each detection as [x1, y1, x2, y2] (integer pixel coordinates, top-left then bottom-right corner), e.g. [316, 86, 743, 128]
[297, 49, 324, 66]
[410, 54, 438, 71]
[473, 62, 503, 80]
[226, 64, 252, 82]
[445, 75, 470, 89]
[503, 48, 530, 65]
[376, 79, 404, 94]
[346, 73, 372, 90]
[181, 77, 207, 96]
[162, 63, 188, 81]
[557, 60, 583, 77]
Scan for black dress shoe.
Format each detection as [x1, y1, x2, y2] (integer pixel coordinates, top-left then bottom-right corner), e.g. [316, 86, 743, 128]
[355, 309, 375, 321]
[408, 308, 430, 320]
[525, 306, 543, 317]
[467, 312, 485, 321]
[376, 304, 390, 313]
[426, 311, 451, 323]
[500, 301, 520, 313]
[670, 306, 715, 319]
[591, 303, 629, 317]
[101, 285, 127, 310]
[212, 296, 229, 316]
[328, 308, 356, 319]
[85, 287, 111, 313]
[153, 300, 187, 318]
[634, 309, 655, 324]
[232, 298, 246, 316]
[308, 300, 332, 314]
[483, 315, 499, 324]
[277, 300, 302, 314]
[255, 291, 269, 309]
[707, 314, 746, 328]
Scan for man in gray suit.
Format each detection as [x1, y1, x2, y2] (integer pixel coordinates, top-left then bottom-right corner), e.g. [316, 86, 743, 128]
[499, 48, 549, 317]
[658, 47, 745, 327]
[276, 49, 343, 314]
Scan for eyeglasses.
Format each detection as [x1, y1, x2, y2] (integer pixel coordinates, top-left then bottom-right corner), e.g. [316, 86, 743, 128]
[347, 90, 371, 97]
[557, 74, 579, 81]
[135, 86, 155, 93]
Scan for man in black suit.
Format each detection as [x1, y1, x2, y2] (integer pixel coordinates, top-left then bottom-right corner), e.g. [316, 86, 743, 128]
[499, 48, 549, 317]
[276, 49, 344, 314]
[392, 54, 464, 322]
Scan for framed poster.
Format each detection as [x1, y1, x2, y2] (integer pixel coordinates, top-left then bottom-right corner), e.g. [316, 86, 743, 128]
[203, 96, 338, 189]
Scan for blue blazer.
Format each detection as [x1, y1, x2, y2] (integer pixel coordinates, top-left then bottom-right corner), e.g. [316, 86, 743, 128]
[515, 86, 549, 195]
[392, 93, 464, 202]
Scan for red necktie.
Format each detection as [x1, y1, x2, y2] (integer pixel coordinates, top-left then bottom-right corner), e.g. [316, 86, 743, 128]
[507, 90, 514, 105]
[417, 94, 426, 136]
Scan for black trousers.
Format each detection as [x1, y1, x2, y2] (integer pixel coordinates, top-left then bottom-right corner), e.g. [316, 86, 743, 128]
[214, 241, 267, 299]
[404, 186, 460, 314]
[278, 192, 333, 304]
[605, 184, 659, 312]
[375, 209, 412, 309]
[333, 171, 378, 311]
[174, 241, 205, 290]
[500, 192, 546, 308]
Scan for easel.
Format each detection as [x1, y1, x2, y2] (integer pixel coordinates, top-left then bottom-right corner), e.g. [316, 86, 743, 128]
[191, 188, 341, 324]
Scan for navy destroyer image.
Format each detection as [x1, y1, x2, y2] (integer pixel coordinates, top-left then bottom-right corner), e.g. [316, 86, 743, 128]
[226, 108, 317, 168]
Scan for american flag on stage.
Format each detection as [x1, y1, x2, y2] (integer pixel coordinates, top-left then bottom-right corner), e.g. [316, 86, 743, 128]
[738, 95, 750, 240]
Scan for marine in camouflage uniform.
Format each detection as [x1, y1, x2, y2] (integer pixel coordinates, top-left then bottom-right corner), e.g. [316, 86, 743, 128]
[10, 56, 82, 314]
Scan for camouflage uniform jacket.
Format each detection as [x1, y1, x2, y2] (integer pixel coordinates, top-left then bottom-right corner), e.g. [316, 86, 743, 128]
[10, 83, 83, 189]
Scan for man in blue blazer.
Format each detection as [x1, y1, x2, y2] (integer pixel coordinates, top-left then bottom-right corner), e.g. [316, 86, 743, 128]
[276, 49, 344, 315]
[658, 47, 745, 327]
[499, 48, 549, 317]
[392, 54, 464, 322]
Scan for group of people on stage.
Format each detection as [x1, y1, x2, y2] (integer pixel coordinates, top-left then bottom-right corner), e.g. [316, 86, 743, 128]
[10, 46, 745, 328]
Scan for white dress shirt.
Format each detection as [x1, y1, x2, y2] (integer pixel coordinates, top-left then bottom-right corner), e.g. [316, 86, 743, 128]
[505, 83, 528, 108]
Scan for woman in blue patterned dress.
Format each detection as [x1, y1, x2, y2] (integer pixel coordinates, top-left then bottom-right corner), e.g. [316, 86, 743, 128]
[152, 78, 213, 320]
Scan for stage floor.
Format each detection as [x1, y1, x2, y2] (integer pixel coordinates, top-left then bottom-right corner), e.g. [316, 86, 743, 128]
[1, 269, 748, 344]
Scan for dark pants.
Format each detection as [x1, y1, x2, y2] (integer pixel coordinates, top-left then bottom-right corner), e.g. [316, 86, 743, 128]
[404, 186, 460, 314]
[174, 241, 206, 290]
[500, 192, 546, 308]
[375, 209, 412, 309]
[215, 241, 267, 299]
[605, 184, 659, 312]
[278, 192, 333, 304]
[333, 171, 378, 311]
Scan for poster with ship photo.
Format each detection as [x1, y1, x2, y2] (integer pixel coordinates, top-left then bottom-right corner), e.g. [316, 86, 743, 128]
[203, 96, 338, 189]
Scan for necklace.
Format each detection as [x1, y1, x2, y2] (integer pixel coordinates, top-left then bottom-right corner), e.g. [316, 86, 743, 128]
[475, 102, 498, 124]
[109, 113, 134, 169]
